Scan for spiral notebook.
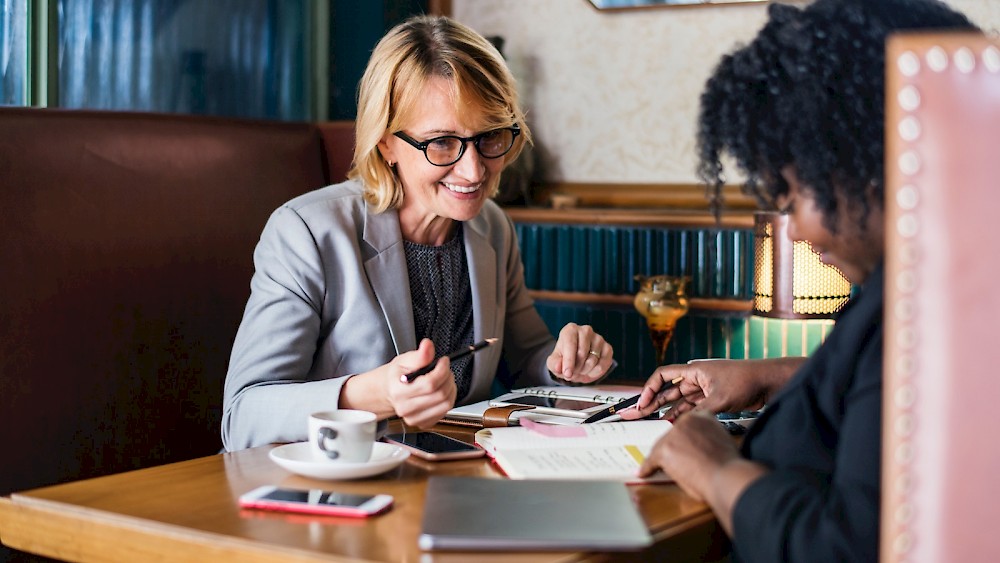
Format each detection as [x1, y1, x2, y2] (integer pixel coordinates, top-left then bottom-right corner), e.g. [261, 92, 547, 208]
[418, 476, 652, 551]
[443, 383, 641, 427]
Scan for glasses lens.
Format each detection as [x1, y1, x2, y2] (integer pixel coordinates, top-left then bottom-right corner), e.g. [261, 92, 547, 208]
[477, 129, 515, 158]
[424, 137, 463, 166]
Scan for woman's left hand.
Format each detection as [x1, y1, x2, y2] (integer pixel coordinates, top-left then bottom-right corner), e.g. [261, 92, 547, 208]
[546, 323, 614, 383]
[637, 410, 767, 536]
[638, 410, 740, 499]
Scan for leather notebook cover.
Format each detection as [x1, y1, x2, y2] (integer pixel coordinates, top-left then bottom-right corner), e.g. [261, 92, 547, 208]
[418, 476, 652, 551]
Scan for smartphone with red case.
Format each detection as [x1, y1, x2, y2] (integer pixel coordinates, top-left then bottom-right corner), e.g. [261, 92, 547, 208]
[239, 486, 393, 518]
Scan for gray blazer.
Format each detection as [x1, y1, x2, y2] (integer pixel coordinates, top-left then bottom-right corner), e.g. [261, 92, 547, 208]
[222, 180, 558, 451]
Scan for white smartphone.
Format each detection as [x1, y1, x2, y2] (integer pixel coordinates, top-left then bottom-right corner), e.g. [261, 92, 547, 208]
[238, 486, 393, 518]
[382, 431, 486, 461]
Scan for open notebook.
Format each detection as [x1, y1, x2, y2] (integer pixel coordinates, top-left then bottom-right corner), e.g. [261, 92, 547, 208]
[418, 476, 652, 551]
[475, 419, 673, 483]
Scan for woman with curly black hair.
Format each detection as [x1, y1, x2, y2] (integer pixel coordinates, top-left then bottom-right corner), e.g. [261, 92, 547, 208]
[621, 0, 978, 560]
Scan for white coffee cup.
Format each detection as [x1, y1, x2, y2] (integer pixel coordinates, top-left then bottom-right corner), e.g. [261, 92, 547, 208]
[308, 410, 377, 463]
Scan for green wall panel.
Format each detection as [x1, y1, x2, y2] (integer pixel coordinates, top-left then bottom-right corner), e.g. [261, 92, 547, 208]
[516, 220, 835, 384]
[531, 303, 834, 383]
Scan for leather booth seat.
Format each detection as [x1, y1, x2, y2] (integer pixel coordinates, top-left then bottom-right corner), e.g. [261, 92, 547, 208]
[0, 108, 354, 503]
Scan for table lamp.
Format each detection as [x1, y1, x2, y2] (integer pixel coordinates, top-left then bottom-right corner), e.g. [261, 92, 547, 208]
[752, 211, 851, 319]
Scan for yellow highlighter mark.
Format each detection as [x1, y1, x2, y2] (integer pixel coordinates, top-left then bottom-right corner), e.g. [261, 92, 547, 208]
[625, 445, 645, 465]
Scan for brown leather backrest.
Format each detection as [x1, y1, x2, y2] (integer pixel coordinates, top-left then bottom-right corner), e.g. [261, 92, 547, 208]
[882, 33, 1000, 562]
[0, 108, 351, 496]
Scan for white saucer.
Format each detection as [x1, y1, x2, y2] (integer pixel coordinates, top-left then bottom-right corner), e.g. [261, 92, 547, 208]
[269, 442, 410, 480]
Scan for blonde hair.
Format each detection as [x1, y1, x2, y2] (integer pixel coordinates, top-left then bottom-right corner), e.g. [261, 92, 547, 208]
[348, 15, 532, 213]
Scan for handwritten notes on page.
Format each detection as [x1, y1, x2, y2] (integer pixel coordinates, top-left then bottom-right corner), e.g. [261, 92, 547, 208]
[475, 420, 672, 483]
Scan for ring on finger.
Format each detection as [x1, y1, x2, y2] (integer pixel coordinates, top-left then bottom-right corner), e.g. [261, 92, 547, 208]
[588, 349, 601, 360]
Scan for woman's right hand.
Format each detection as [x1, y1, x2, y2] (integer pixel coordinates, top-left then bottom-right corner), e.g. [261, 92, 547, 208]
[341, 338, 457, 428]
[386, 339, 458, 428]
[620, 357, 804, 420]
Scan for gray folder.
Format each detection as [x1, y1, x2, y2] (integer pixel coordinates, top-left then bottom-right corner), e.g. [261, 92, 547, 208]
[418, 476, 653, 551]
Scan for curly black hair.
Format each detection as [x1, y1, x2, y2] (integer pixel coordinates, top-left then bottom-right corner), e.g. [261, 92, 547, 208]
[697, 0, 978, 231]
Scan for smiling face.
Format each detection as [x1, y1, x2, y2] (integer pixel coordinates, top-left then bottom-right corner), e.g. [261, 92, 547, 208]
[775, 166, 885, 285]
[378, 76, 505, 246]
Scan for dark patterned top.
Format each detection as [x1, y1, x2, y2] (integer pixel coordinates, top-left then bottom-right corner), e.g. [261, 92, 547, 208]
[403, 225, 474, 398]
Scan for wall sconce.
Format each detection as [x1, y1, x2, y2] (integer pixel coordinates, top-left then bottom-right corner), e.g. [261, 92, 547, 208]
[752, 211, 852, 319]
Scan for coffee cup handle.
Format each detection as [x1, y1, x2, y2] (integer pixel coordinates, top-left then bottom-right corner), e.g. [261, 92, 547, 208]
[317, 427, 339, 459]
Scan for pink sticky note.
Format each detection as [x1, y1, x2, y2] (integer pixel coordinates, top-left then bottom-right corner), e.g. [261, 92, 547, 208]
[520, 417, 588, 437]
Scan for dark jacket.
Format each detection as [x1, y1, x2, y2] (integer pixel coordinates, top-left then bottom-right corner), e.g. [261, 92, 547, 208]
[733, 265, 884, 562]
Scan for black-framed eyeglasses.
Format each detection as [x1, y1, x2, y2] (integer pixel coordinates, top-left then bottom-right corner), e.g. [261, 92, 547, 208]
[393, 124, 520, 167]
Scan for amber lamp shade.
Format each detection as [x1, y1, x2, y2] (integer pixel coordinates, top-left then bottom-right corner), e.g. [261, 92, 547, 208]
[752, 211, 852, 319]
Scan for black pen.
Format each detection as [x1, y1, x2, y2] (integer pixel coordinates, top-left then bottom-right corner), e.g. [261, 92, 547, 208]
[401, 338, 499, 383]
[582, 375, 684, 424]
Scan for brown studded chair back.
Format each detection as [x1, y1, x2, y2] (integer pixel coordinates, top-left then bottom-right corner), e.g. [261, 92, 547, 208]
[882, 32, 1000, 562]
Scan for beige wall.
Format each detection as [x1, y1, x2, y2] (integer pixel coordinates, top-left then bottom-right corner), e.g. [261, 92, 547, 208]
[452, 0, 1000, 185]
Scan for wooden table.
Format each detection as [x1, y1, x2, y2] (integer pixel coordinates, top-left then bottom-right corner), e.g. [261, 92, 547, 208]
[0, 424, 729, 562]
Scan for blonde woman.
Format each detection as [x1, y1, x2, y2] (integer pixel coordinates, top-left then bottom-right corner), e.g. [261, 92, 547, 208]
[222, 15, 615, 451]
